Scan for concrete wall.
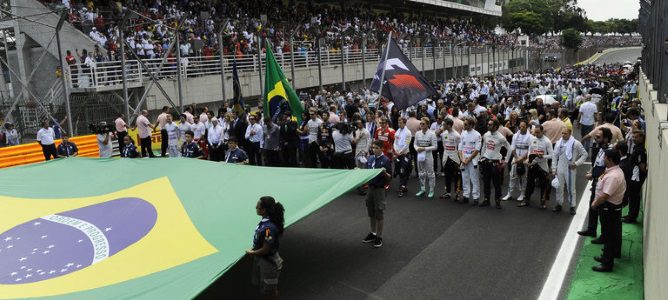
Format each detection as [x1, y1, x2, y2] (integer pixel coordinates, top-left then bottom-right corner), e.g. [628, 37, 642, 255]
[638, 69, 668, 300]
[7, 47, 59, 101]
[144, 50, 521, 110]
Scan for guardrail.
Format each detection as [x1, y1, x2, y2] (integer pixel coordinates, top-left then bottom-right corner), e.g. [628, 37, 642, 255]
[0, 135, 100, 169]
[65, 45, 520, 91]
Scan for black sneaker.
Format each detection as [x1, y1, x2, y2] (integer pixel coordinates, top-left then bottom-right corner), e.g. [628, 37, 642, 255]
[362, 232, 376, 243]
[459, 197, 469, 204]
[552, 205, 562, 213]
[397, 191, 405, 198]
[570, 207, 576, 215]
[471, 200, 479, 206]
[479, 200, 491, 207]
[373, 237, 383, 248]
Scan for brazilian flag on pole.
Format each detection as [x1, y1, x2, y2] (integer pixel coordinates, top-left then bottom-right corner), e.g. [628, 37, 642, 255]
[263, 44, 304, 123]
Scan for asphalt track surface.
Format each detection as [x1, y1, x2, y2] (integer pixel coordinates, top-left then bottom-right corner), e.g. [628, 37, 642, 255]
[592, 47, 641, 65]
[199, 48, 642, 300]
[200, 162, 590, 300]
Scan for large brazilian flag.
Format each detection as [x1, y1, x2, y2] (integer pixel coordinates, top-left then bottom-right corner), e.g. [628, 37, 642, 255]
[263, 44, 304, 123]
[0, 158, 378, 299]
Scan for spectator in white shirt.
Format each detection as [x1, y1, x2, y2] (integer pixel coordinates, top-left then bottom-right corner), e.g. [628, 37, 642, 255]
[96, 121, 114, 158]
[207, 118, 224, 161]
[36, 121, 58, 161]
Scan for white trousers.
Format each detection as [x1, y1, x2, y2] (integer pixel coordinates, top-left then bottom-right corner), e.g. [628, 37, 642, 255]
[461, 162, 480, 200]
[508, 163, 527, 198]
[417, 153, 435, 192]
[168, 145, 180, 158]
[555, 168, 577, 207]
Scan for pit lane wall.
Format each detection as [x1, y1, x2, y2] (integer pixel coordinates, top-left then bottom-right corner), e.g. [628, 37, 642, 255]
[638, 69, 668, 300]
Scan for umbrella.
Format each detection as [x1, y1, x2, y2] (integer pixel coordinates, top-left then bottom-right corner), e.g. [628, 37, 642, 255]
[534, 95, 557, 105]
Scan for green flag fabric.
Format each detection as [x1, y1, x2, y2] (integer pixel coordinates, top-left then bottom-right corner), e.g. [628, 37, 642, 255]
[263, 45, 304, 123]
[0, 158, 379, 299]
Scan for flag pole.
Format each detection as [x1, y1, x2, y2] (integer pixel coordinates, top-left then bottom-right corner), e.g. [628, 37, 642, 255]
[375, 33, 392, 107]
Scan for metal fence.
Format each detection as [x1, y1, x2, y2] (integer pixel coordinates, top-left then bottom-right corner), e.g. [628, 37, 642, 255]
[639, 0, 667, 104]
[65, 45, 522, 91]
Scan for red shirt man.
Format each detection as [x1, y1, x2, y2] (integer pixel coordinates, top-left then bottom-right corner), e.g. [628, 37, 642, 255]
[374, 118, 395, 159]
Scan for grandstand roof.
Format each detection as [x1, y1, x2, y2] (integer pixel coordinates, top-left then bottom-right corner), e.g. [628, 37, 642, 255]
[408, 0, 502, 17]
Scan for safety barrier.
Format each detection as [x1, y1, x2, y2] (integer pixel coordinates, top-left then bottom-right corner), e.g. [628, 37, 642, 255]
[0, 135, 100, 169]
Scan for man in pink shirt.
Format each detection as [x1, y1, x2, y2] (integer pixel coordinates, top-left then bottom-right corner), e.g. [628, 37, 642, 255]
[136, 110, 156, 158]
[591, 149, 626, 272]
[115, 113, 128, 153]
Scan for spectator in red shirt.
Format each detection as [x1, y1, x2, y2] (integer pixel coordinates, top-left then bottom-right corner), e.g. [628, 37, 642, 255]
[374, 117, 395, 159]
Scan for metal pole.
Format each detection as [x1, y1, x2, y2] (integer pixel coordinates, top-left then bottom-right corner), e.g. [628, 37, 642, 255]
[459, 46, 463, 78]
[317, 38, 323, 92]
[176, 31, 183, 111]
[290, 38, 296, 89]
[340, 38, 345, 91]
[219, 32, 227, 103]
[421, 46, 425, 77]
[474, 46, 478, 76]
[432, 42, 436, 81]
[376, 34, 392, 102]
[450, 44, 455, 79]
[362, 35, 367, 87]
[525, 47, 529, 71]
[257, 36, 263, 101]
[55, 11, 72, 135]
[442, 45, 446, 82]
[467, 46, 471, 77]
[120, 14, 130, 126]
[487, 46, 491, 75]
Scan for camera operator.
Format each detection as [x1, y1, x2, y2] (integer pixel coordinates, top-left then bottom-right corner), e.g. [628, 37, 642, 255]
[96, 121, 114, 158]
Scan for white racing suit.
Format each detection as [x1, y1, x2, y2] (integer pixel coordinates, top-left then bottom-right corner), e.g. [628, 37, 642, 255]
[552, 137, 588, 207]
[507, 132, 532, 200]
[415, 129, 438, 193]
[459, 129, 482, 200]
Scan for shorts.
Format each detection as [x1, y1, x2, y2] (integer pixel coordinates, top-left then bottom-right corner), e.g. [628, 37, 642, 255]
[365, 187, 387, 220]
[252, 253, 283, 294]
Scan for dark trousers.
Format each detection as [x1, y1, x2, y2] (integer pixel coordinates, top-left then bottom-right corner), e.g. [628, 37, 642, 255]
[587, 167, 606, 234]
[281, 144, 298, 167]
[160, 129, 168, 157]
[395, 154, 411, 188]
[318, 148, 332, 168]
[432, 141, 444, 173]
[333, 152, 355, 169]
[208, 144, 223, 162]
[600, 204, 623, 266]
[140, 136, 155, 157]
[409, 137, 418, 176]
[41, 144, 58, 161]
[247, 142, 262, 166]
[525, 165, 548, 203]
[481, 160, 504, 201]
[307, 142, 320, 168]
[443, 157, 461, 194]
[264, 149, 280, 167]
[626, 181, 643, 221]
[116, 131, 128, 153]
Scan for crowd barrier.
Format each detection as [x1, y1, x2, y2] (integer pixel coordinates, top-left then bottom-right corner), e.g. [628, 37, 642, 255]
[0, 135, 100, 169]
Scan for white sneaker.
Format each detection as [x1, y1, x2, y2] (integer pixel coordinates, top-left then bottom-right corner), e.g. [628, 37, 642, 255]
[517, 194, 525, 201]
[502, 194, 511, 201]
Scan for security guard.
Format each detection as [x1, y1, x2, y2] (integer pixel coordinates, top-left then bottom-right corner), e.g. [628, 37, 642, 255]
[579, 127, 613, 240]
[591, 149, 626, 272]
[246, 196, 285, 298]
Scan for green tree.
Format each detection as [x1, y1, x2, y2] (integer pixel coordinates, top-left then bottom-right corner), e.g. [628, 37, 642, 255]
[561, 28, 583, 49]
[501, 0, 552, 36]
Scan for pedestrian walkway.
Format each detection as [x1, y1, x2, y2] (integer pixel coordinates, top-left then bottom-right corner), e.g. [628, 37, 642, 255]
[566, 206, 644, 299]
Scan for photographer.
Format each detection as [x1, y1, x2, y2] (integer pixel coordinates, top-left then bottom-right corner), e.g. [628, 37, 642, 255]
[96, 121, 114, 158]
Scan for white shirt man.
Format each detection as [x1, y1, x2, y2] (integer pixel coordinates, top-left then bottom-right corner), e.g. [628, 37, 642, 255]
[458, 119, 482, 203]
[36, 126, 55, 146]
[307, 117, 323, 144]
[504, 122, 532, 202]
[551, 128, 588, 213]
[164, 117, 180, 158]
[245, 121, 263, 144]
[440, 118, 461, 199]
[415, 119, 438, 197]
[97, 131, 113, 158]
[190, 119, 206, 140]
[136, 114, 152, 139]
[578, 98, 597, 127]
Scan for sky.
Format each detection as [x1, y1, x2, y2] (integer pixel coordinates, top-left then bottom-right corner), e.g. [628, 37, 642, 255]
[577, 0, 640, 21]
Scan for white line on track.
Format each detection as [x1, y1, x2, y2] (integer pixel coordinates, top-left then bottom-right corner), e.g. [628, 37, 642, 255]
[537, 181, 592, 300]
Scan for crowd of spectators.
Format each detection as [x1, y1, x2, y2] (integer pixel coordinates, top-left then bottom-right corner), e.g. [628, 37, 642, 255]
[47, 0, 516, 63]
[536, 35, 642, 50]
